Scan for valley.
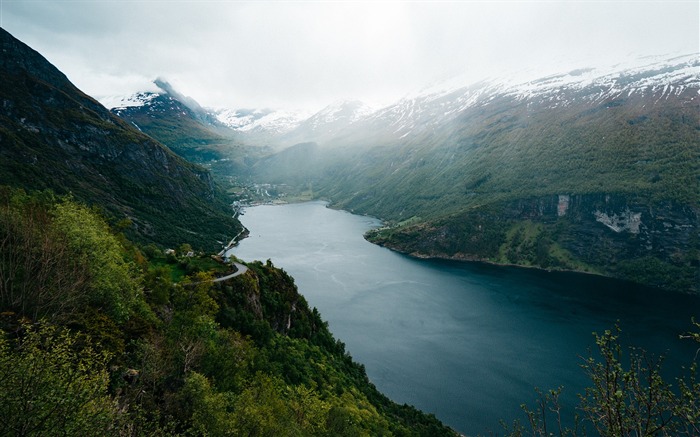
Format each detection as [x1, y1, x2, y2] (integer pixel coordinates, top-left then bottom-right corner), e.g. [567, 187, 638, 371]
[0, 28, 456, 436]
[108, 54, 699, 294]
[0, 16, 698, 436]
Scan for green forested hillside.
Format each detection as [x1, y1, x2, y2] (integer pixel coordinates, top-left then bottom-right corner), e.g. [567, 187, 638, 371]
[314, 88, 699, 220]
[0, 187, 454, 436]
[254, 77, 700, 292]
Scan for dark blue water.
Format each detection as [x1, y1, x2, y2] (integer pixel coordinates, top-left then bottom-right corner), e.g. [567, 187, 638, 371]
[228, 201, 700, 436]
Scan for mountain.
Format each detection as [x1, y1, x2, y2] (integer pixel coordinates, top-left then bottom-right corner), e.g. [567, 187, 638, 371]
[214, 107, 309, 137]
[108, 78, 229, 139]
[315, 54, 700, 207]
[106, 83, 272, 180]
[108, 89, 376, 176]
[277, 100, 375, 146]
[0, 27, 241, 250]
[253, 55, 700, 292]
[308, 54, 699, 147]
[0, 28, 459, 436]
[109, 89, 225, 162]
[212, 100, 373, 149]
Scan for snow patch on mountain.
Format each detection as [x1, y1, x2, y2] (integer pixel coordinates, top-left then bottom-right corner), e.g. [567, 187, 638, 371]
[359, 53, 699, 139]
[305, 100, 375, 129]
[498, 53, 699, 106]
[101, 92, 161, 110]
[214, 108, 311, 134]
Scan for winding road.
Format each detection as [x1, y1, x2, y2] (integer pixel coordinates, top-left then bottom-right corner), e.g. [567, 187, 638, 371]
[212, 262, 248, 282]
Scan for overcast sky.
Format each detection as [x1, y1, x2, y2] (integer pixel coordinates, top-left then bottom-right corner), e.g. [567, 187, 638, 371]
[2, 1, 698, 111]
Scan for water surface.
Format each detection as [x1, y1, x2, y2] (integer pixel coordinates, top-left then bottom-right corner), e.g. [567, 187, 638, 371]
[229, 201, 699, 435]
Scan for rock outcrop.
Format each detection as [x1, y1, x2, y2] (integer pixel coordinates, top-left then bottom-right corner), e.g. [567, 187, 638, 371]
[369, 193, 699, 293]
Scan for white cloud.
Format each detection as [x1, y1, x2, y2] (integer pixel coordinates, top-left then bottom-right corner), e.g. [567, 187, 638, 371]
[2, 1, 698, 111]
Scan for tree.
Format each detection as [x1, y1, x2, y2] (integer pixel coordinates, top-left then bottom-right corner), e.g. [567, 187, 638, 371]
[674, 318, 700, 436]
[502, 323, 700, 437]
[0, 189, 91, 321]
[0, 323, 118, 436]
[181, 371, 237, 436]
[579, 326, 677, 436]
[52, 199, 141, 323]
[229, 372, 299, 437]
[0, 189, 142, 323]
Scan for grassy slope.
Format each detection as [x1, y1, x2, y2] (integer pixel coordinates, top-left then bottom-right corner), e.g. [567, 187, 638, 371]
[320, 89, 699, 219]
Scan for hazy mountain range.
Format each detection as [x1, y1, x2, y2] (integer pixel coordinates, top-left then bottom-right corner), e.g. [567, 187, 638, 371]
[105, 52, 699, 293]
[105, 53, 698, 150]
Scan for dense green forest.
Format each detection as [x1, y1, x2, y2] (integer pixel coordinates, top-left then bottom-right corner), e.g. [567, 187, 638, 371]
[0, 187, 453, 436]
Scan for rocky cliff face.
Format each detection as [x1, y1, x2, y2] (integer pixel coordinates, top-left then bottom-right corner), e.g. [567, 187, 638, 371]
[508, 194, 697, 270]
[369, 193, 699, 292]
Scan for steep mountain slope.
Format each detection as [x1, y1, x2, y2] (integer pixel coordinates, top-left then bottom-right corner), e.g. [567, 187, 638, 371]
[255, 55, 700, 292]
[110, 90, 226, 162]
[324, 57, 699, 215]
[108, 84, 267, 179]
[0, 27, 241, 250]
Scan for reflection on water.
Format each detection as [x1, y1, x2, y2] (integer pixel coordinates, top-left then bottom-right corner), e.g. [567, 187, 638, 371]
[230, 201, 700, 436]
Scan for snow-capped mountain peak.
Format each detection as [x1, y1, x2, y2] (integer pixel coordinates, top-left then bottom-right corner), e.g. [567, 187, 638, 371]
[105, 54, 698, 148]
[306, 100, 375, 128]
[497, 53, 700, 104]
[100, 91, 161, 110]
[214, 107, 311, 135]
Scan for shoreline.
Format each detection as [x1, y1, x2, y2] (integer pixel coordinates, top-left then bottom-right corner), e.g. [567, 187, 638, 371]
[233, 199, 695, 295]
[367, 238, 688, 295]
